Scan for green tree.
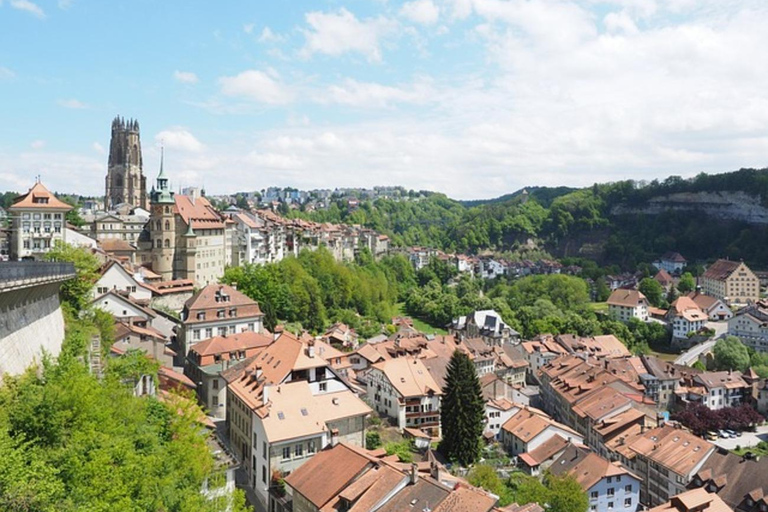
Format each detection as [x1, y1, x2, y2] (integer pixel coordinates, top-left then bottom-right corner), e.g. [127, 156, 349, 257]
[468, 465, 513, 506]
[545, 473, 590, 512]
[712, 336, 750, 372]
[44, 241, 100, 311]
[638, 277, 664, 307]
[439, 351, 484, 466]
[678, 272, 696, 294]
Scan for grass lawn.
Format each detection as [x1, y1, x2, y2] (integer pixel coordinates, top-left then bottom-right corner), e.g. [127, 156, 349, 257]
[589, 302, 609, 313]
[394, 303, 448, 335]
[648, 349, 678, 362]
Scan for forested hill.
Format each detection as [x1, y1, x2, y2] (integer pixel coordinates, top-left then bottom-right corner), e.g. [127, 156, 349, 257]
[287, 168, 768, 269]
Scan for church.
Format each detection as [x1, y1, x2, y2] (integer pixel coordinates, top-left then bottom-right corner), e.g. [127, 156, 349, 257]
[105, 116, 232, 286]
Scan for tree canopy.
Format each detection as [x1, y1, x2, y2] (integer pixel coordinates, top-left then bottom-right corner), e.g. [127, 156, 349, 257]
[712, 336, 751, 373]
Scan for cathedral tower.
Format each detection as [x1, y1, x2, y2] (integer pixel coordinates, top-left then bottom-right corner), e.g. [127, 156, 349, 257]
[149, 148, 176, 280]
[105, 116, 148, 211]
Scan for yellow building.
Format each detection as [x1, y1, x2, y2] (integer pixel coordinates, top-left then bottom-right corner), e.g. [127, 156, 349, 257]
[700, 259, 760, 306]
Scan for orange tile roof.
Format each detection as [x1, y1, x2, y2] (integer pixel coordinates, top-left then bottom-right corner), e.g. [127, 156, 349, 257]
[649, 489, 733, 512]
[607, 289, 648, 308]
[9, 182, 72, 210]
[284, 443, 373, 509]
[190, 331, 273, 357]
[371, 357, 442, 398]
[432, 485, 498, 512]
[183, 284, 262, 324]
[174, 195, 225, 229]
[628, 425, 714, 477]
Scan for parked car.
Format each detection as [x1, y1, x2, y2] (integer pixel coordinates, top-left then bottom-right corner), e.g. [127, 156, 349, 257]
[706, 431, 719, 441]
[718, 430, 731, 438]
[725, 429, 737, 437]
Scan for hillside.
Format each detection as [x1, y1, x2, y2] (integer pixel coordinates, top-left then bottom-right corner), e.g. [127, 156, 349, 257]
[288, 168, 768, 268]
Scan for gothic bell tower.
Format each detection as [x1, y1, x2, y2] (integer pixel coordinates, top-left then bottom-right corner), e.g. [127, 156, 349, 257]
[105, 116, 148, 211]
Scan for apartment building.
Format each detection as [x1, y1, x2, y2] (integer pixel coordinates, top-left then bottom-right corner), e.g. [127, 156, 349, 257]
[179, 284, 263, 356]
[8, 181, 72, 260]
[728, 300, 768, 353]
[550, 445, 641, 512]
[500, 407, 583, 455]
[366, 357, 442, 437]
[607, 289, 649, 323]
[224, 333, 371, 511]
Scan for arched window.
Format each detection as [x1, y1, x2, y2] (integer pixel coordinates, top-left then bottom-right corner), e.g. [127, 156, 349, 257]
[164, 220, 170, 230]
[133, 144, 139, 165]
[116, 175, 123, 187]
[155, 239, 161, 249]
[164, 239, 170, 248]
[156, 220, 161, 230]
[164, 206, 170, 214]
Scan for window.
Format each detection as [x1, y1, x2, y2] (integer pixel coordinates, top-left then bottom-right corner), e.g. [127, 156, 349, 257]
[212, 379, 219, 390]
[263, 442, 267, 460]
[262, 466, 266, 484]
[608, 503, 614, 510]
[319, 382, 327, 392]
[591, 492, 598, 499]
[205, 328, 213, 338]
[608, 488, 615, 497]
[212, 396, 218, 407]
[295, 444, 303, 457]
[282, 447, 291, 460]
[193, 330, 201, 341]
[218, 327, 227, 336]
[308, 440, 316, 454]
[625, 485, 632, 493]
[625, 498, 632, 508]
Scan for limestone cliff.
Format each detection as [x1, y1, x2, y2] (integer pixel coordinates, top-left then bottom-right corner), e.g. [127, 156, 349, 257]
[611, 191, 768, 225]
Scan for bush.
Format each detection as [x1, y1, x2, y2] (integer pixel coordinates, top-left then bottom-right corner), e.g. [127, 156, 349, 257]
[366, 431, 382, 450]
[385, 441, 414, 463]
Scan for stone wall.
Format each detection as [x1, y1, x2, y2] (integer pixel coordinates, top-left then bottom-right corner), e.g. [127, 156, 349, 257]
[0, 281, 65, 378]
[612, 191, 768, 224]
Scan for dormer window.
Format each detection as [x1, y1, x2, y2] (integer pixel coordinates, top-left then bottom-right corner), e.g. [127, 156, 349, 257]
[229, 308, 237, 317]
[197, 312, 205, 321]
[217, 310, 225, 318]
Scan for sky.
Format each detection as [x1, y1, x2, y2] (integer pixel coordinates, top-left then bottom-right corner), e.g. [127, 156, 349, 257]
[1, 0, 768, 200]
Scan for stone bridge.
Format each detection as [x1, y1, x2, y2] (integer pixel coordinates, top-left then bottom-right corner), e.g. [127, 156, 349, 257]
[0, 261, 75, 378]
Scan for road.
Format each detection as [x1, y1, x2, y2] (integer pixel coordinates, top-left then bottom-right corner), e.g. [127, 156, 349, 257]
[710, 425, 768, 451]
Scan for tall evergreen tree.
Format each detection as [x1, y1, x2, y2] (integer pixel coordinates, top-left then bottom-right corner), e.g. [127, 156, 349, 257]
[440, 350, 485, 466]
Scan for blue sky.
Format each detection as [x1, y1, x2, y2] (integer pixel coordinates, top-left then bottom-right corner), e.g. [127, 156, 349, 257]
[1, 0, 768, 199]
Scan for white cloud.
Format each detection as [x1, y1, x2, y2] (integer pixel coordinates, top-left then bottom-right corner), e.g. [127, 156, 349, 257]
[258, 26, 285, 43]
[92, 142, 105, 155]
[30, 140, 45, 149]
[243, 23, 254, 34]
[57, 98, 87, 109]
[174, 70, 199, 84]
[400, 0, 440, 25]
[300, 8, 398, 62]
[218, 69, 293, 104]
[155, 128, 205, 153]
[0, 67, 14, 80]
[10, 0, 45, 18]
[58, 0, 73, 9]
[322, 78, 434, 107]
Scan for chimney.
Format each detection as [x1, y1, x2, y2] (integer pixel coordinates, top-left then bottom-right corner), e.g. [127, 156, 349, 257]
[262, 383, 270, 406]
[330, 428, 339, 446]
[256, 364, 263, 380]
[308, 340, 315, 358]
[410, 463, 418, 484]
[231, 282, 238, 290]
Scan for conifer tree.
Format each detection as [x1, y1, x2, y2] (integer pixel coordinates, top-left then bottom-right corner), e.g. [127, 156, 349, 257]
[440, 350, 485, 466]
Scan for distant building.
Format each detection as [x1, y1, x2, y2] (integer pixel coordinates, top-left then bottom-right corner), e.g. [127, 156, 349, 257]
[728, 299, 768, 353]
[500, 407, 583, 455]
[700, 259, 759, 306]
[450, 309, 520, 346]
[654, 252, 687, 275]
[8, 181, 72, 260]
[686, 292, 732, 322]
